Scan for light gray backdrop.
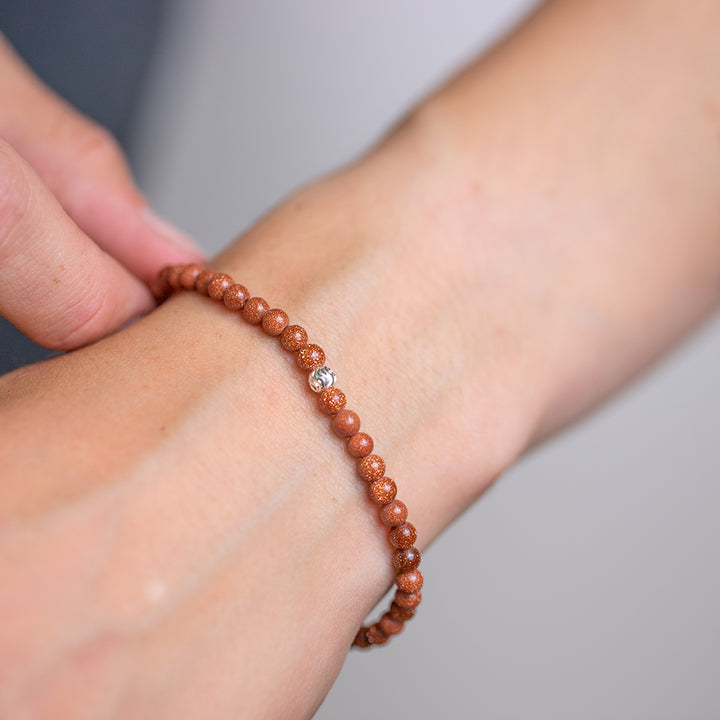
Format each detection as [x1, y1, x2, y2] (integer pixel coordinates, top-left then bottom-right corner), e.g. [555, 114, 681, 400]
[129, 2, 720, 717]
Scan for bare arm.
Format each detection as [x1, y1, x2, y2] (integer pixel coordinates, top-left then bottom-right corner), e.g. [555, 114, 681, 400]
[1, 0, 719, 717]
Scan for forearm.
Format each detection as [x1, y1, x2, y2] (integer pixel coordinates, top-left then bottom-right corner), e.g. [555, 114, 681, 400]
[396, 0, 720, 436]
[1, 0, 720, 717]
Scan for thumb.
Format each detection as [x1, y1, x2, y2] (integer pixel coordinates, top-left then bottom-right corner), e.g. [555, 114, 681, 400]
[0, 139, 154, 350]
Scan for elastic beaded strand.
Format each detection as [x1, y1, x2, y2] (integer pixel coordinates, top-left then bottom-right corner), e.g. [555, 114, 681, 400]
[158, 265, 422, 648]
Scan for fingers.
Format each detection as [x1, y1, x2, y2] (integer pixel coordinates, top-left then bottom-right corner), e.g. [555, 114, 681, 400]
[0, 33, 204, 285]
[0, 139, 154, 350]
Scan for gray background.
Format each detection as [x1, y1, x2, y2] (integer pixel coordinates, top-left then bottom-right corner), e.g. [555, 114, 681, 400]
[130, 2, 720, 717]
[5, 0, 718, 717]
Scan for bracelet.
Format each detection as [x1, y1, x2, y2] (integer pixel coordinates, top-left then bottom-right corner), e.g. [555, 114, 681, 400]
[156, 264, 423, 648]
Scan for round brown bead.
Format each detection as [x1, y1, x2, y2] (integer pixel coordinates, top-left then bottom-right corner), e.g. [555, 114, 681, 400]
[396, 569, 424, 594]
[389, 522, 417, 549]
[242, 297, 270, 324]
[379, 613, 404, 636]
[358, 454, 385, 482]
[318, 387, 346, 415]
[369, 477, 397, 505]
[179, 264, 203, 290]
[365, 624, 389, 645]
[347, 432, 373, 458]
[155, 266, 172, 296]
[262, 308, 289, 336]
[389, 602, 416, 622]
[394, 590, 422, 609]
[297, 343, 325, 370]
[195, 269, 215, 295]
[380, 499, 408, 527]
[354, 628, 371, 648]
[207, 273, 234, 300]
[280, 324, 307, 351]
[223, 284, 250, 310]
[331, 409, 360, 438]
[167, 264, 185, 290]
[392, 546, 421, 573]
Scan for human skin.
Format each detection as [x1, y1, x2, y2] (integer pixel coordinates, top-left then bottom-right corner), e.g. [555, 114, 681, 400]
[0, 33, 204, 349]
[1, 0, 720, 717]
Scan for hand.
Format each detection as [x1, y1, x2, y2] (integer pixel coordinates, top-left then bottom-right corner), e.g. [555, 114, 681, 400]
[0, 33, 204, 350]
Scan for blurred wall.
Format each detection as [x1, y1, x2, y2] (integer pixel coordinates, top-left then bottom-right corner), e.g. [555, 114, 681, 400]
[128, 2, 720, 718]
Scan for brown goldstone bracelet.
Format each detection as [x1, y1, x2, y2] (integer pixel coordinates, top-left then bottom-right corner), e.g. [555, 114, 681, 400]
[156, 263, 423, 648]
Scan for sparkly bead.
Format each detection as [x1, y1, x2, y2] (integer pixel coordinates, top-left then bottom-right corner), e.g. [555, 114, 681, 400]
[390, 601, 416, 622]
[243, 297, 270, 324]
[331, 409, 360, 438]
[297, 343, 325, 370]
[379, 612, 404, 636]
[365, 624, 389, 645]
[223, 284, 250, 310]
[354, 628, 371, 648]
[358, 454, 385, 482]
[195, 269, 215, 295]
[318, 387, 346, 415]
[155, 266, 172, 296]
[380, 499, 407, 526]
[347, 432, 373, 458]
[396, 569, 424, 594]
[369, 477, 397, 505]
[394, 589, 422, 609]
[392, 546, 421, 573]
[308, 366, 336, 393]
[179, 264, 203, 290]
[281, 325, 307, 351]
[389, 522, 417, 548]
[262, 308, 289, 336]
[207, 273, 234, 300]
[167, 264, 185, 290]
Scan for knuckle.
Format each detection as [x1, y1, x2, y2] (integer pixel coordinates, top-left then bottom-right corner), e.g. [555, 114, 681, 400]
[71, 122, 126, 172]
[43, 284, 108, 350]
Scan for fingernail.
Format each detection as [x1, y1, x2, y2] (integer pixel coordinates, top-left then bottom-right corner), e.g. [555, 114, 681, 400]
[141, 207, 205, 258]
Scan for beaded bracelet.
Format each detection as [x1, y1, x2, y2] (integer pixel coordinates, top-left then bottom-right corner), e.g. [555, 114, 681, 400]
[156, 263, 423, 647]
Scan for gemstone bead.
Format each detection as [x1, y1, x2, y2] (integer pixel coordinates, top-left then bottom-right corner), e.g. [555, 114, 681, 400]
[243, 297, 270, 324]
[389, 602, 416, 622]
[195, 269, 215, 295]
[297, 343, 325, 370]
[369, 477, 397, 505]
[179, 264, 203, 290]
[262, 308, 289, 336]
[392, 546, 421, 573]
[396, 570, 424, 594]
[365, 624, 389, 645]
[379, 613, 404, 636]
[167, 264, 184, 290]
[358, 454, 385, 482]
[354, 628, 371, 648]
[394, 590, 422, 609]
[207, 273, 233, 300]
[223, 284, 250, 310]
[380, 499, 407, 526]
[308, 366, 336, 393]
[318, 387, 346, 415]
[281, 325, 307, 351]
[347, 432, 373, 458]
[389, 522, 417, 548]
[331, 409, 360, 437]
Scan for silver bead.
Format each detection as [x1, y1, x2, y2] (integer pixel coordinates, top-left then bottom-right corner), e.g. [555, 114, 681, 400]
[308, 366, 336, 393]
